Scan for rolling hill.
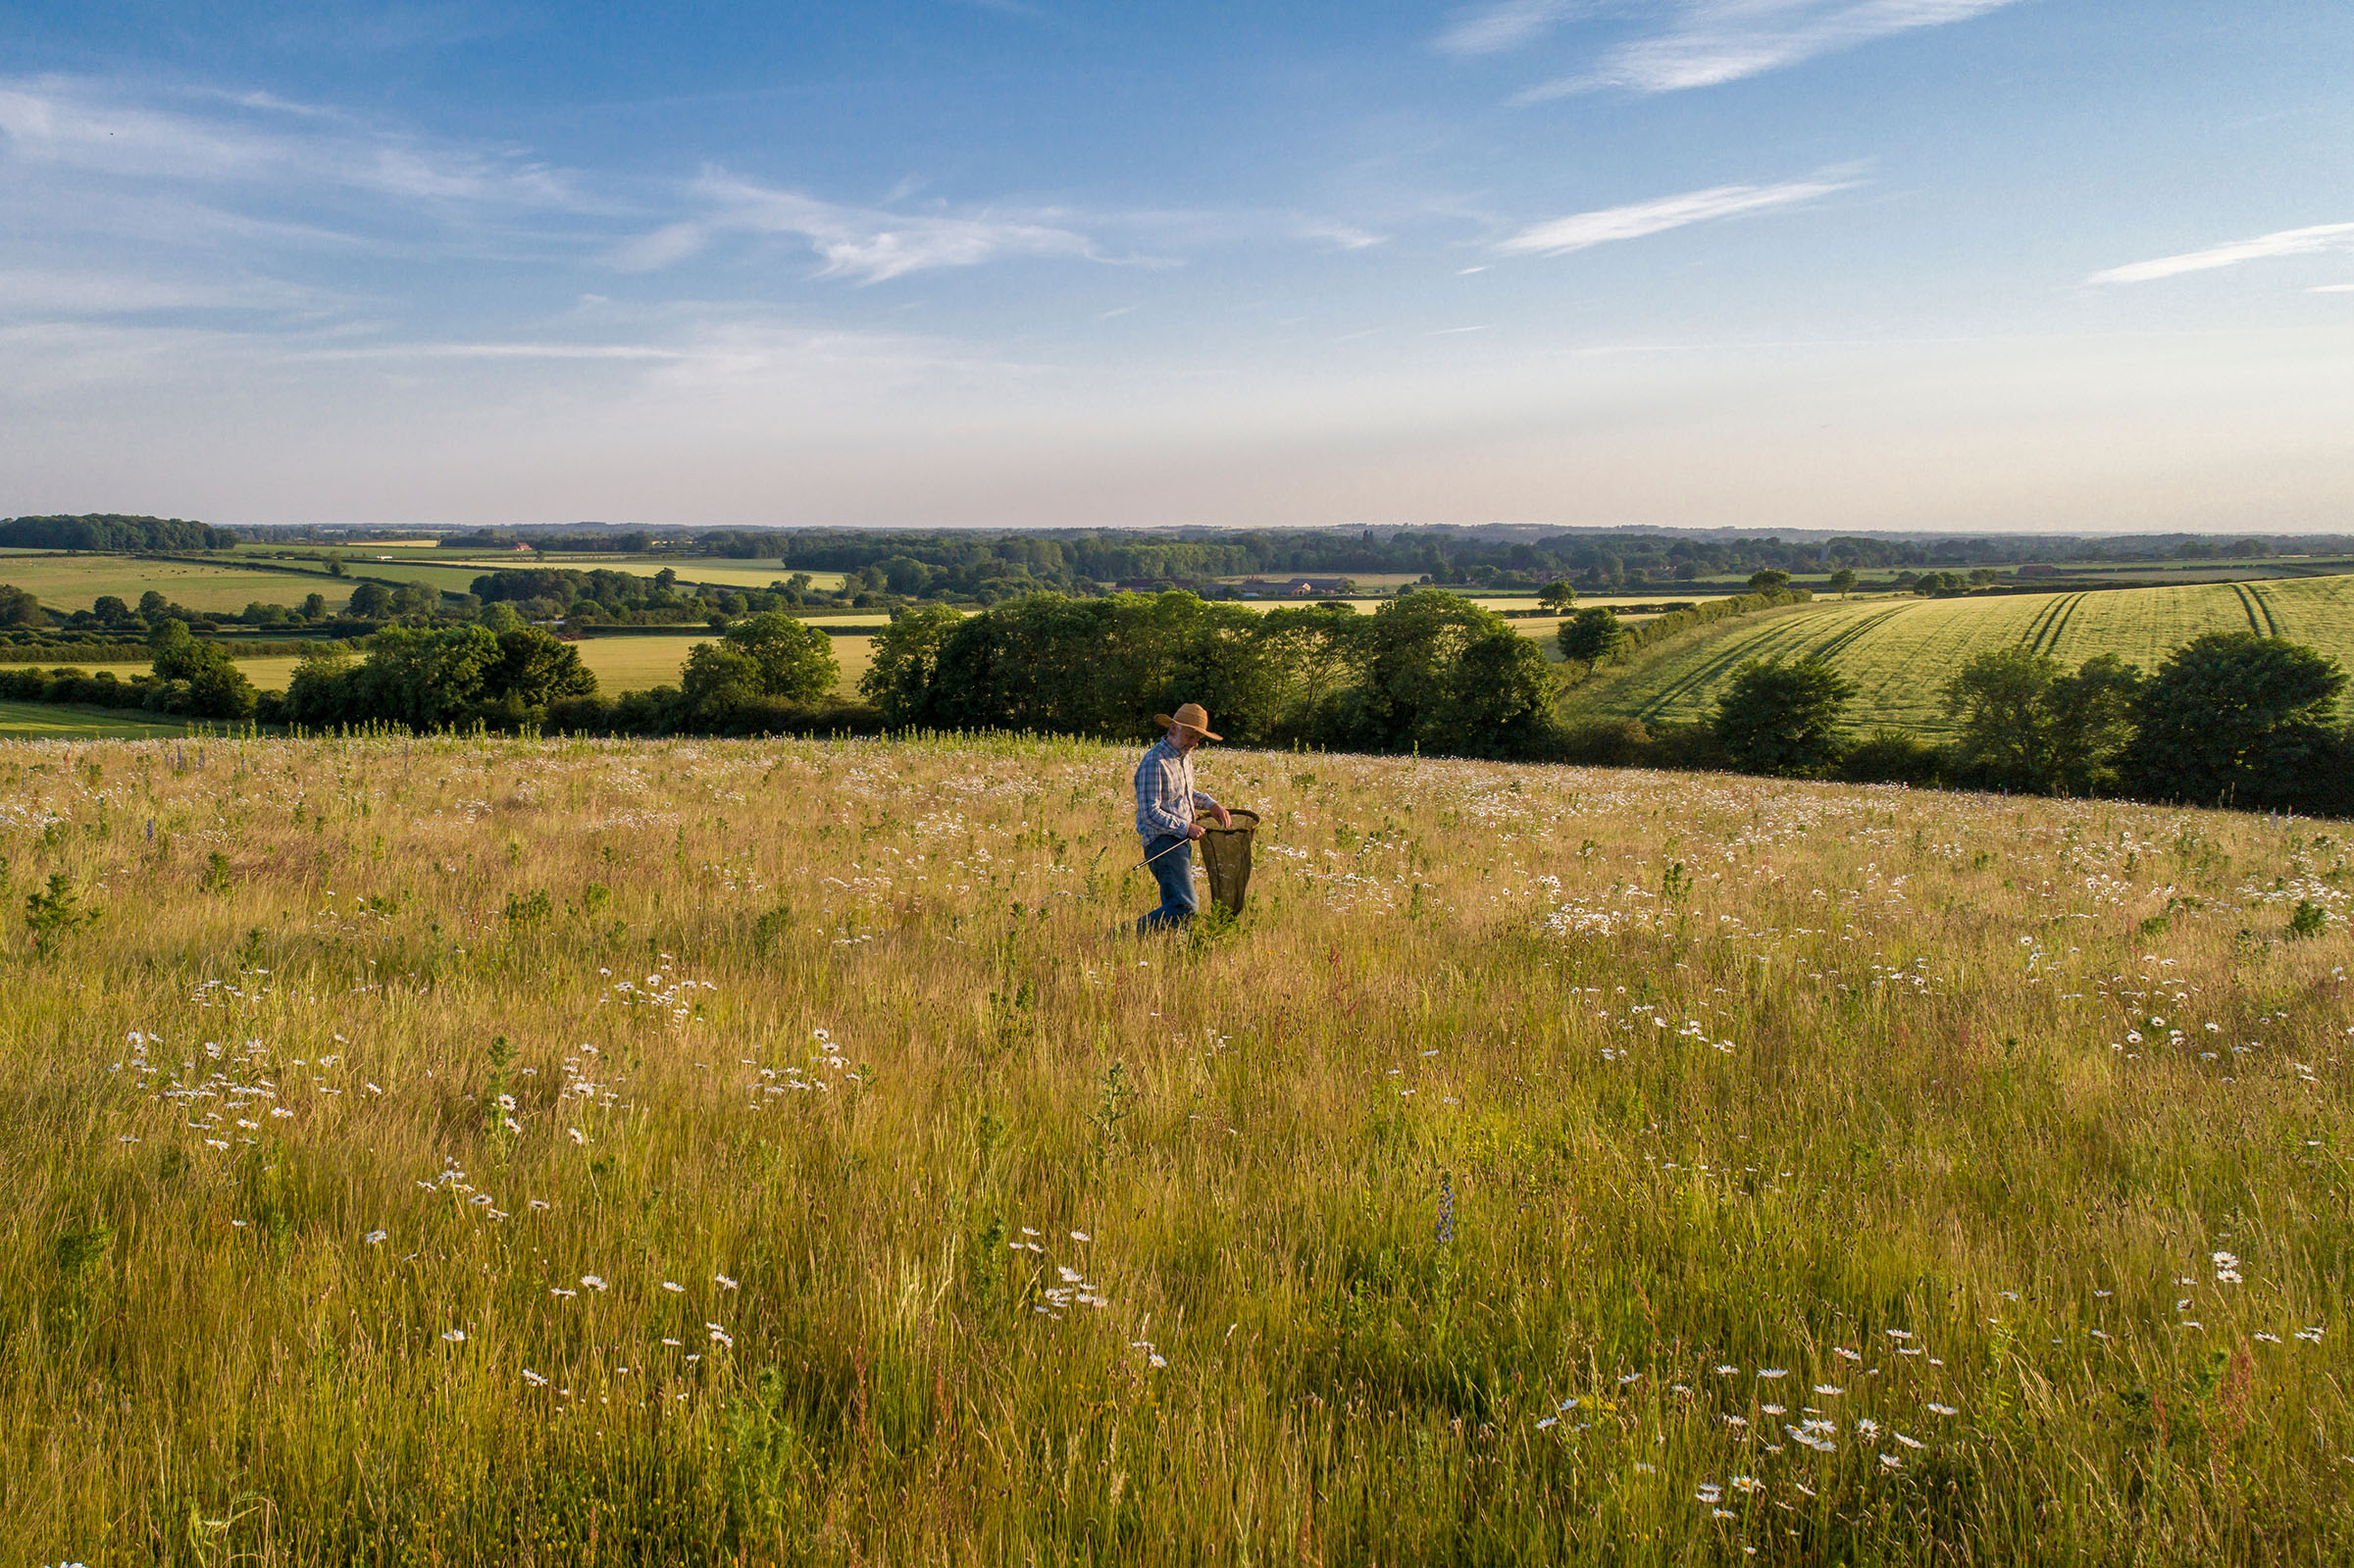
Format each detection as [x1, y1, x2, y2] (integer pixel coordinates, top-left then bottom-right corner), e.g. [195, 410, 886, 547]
[1569, 575, 2354, 731]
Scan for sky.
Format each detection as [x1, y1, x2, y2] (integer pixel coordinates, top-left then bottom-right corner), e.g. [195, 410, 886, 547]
[2, 1, 2350, 533]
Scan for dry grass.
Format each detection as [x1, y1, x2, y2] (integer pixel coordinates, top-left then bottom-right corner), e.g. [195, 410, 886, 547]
[4, 734, 2351, 1564]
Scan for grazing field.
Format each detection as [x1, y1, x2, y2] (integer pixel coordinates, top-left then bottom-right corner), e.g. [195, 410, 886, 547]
[4, 733, 2351, 1563]
[0, 556, 347, 615]
[1574, 576, 2354, 731]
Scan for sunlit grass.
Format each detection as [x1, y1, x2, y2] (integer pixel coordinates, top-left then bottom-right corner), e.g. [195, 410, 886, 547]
[4, 733, 2350, 1563]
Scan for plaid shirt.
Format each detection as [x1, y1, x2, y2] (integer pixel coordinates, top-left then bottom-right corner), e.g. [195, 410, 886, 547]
[1134, 735, 1217, 842]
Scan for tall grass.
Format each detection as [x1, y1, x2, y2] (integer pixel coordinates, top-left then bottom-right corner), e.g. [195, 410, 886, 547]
[2, 733, 2349, 1564]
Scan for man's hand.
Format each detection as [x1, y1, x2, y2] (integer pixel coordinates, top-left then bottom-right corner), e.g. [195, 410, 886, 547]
[1210, 805, 1233, 830]
[1187, 823, 1206, 839]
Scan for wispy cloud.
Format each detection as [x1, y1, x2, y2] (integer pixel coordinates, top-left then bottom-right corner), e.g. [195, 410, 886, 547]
[1436, 1, 1582, 57]
[610, 170, 1111, 282]
[2087, 223, 2354, 285]
[0, 266, 333, 316]
[1495, 176, 1858, 257]
[0, 76, 582, 206]
[1510, 0, 2023, 96]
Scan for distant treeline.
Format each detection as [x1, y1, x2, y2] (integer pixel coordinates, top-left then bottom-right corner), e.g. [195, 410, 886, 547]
[0, 515, 239, 551]
[691, 528, 2354, 596]
[468, 566, 822, 624]
[440, 530, 652, 553]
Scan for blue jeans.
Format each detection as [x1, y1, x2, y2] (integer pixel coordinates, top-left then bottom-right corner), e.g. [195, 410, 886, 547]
[1137, 834, 1197, 934]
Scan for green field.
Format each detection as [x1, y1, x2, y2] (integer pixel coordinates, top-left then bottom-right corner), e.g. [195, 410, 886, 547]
[230, 633, 876, 698]
[1573, 576, 2354, 731]
[0, 556, 346, 615]
[0, 699, 203, 739]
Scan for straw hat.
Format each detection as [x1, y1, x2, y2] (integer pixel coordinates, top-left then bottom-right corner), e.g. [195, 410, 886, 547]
[1153, 702, 1222, 741]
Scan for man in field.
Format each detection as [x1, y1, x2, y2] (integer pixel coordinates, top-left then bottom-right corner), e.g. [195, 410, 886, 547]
[1134, 702, 1232, 934]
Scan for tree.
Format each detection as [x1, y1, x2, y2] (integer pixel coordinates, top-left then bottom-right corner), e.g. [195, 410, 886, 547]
[1254, 601, 1363, 733]
[859, 604, 962, 726]
[2045, 655, 2143, 796]
[2122, 632, 2348, 812]
[347, 582, 393, 619]
[1943, 648, 2138, 796]
[1711, 657, 1854, 777]
[680, 643, 763, 713]
[145, 620, 257, 719]
[1827, 569, 1858, 598]
[1319, 590, 1520, 754]
[389, 582, 439, 619]
[1442, 628, 1563, 758]
[487, 628, 597, 707]
[1537, 582, 1577, 613]
[477, 602, 526, 633]
[1943, 648, 2058, 791]
[1747, 569, 1791, 593]
[92, 595, 132, 626]
[350, 625, 502, 728]
[0, 584, 41, 628]
[1557, 606, 1625, 672]
[720, 612, 840, 701]
[878, 555, 931, 596]
[137, 590, 169, 618]
[299, 592, 328, 620]
[284, 647, 360, 725]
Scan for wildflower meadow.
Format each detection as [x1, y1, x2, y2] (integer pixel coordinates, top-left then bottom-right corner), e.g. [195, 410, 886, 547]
[5, 733, 2351, 1564]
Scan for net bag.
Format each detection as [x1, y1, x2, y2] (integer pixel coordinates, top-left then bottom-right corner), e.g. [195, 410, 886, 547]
[1194, 809, 1260, 917]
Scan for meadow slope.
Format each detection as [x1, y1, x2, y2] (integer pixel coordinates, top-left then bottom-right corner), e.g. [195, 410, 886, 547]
[1572, 576, 2354, 731]
[3, 735, 2352, 1563]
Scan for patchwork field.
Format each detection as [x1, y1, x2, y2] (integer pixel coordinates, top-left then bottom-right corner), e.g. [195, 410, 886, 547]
[310, 552, 852, 593]
[2, 733, 2348, 1563]
[1573, 577, 2354, 731]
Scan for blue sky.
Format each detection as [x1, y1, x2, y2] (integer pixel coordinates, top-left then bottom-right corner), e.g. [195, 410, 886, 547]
[3, 1, 2350, 531]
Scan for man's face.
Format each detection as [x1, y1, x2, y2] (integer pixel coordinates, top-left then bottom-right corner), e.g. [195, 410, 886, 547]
[1169, 725, 1200, 752]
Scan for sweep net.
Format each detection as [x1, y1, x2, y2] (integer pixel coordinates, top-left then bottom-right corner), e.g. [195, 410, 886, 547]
[1193, 809, 1260, 917]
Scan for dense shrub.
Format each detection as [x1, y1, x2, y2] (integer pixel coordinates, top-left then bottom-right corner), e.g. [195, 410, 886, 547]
[2122, 632, 2350, 814]
[1557, 716, 1653, 767]
[1711, 657, 1856, 778]
[1838, 728, 1948, 786]
[1942, 648, 2139, 795]
[146, 621, 258, 719]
